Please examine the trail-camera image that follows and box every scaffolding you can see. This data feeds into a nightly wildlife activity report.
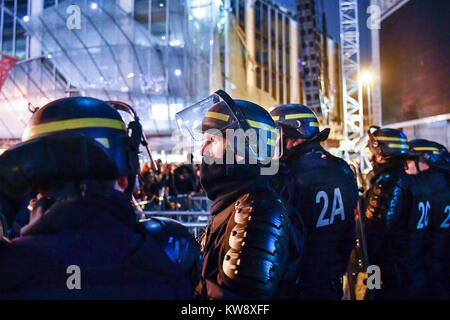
[338,0,367,171]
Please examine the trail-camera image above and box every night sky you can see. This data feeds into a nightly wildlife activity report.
[380,0,450,124]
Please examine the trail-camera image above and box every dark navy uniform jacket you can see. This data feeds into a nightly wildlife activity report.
[419,168,449,299]
[0,191,200,299]
[420,169,450,265]
[364,161,431,299]
[272,141,358,299]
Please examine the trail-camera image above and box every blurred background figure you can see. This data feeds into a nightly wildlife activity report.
[363,126,429,300]
[405,139,450,300]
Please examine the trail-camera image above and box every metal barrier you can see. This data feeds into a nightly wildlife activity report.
[187,196,211,212]
[136,195,210,212]
[138,211,211,239]
[136,195,212,238]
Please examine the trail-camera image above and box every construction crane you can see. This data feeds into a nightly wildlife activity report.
[338,0,368,172]
[294,0,410,175]
[338,0,408,174]
[295,0,367,170]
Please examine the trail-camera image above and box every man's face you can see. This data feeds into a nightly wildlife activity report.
[201,132,226,159]
[405,159,430,174]
[285,137,304,150]
[367,143,385,165]
[406,159,418,175]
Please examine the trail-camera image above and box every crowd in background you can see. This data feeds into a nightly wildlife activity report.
[133,155,205,211]
[0,154,206,240]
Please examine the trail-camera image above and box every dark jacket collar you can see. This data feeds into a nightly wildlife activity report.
[370,159,406,184]
[21,191,136,236]
[283,140,323,162]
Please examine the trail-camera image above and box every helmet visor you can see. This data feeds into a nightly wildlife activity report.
[176,92,282,163]
[272,126,284,160]
[175,93,240,141]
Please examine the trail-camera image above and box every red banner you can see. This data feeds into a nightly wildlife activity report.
[0,53,18,92]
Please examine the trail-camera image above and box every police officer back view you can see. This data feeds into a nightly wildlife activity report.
[364,126,429,300]
[176,90,304,299]
[0,97,201,299]
[405,139,450,300]
[270,104,358,300]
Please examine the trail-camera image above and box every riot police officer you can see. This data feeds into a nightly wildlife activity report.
[176,90,304,299]
[364,126,429,299]
[0,97,201,299]
[405,139,450,299]
[270,104,358,300]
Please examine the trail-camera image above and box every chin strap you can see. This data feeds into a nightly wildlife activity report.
[414,159,421,173]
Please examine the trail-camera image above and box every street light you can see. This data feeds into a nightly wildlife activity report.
[360,71,374,125]
[360,71,374,85]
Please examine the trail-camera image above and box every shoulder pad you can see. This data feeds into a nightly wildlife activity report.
[326,154,358,181]
[141,217,201,266]
[221,190,290,298]
[233,191,287,232]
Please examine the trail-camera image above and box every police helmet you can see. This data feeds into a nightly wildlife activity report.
[407,139,450,171]
[176,90,279,163]
[0,97,144,195]
[367,125,409,158]
[269,104,330,142]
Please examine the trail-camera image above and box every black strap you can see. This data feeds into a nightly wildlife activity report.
[214,90,249,131]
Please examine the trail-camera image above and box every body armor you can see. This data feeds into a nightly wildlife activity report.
[200,188,299,299]
[420,168,449,299]
[272,143,358,299]
[363,163,430,299]
[140,217,202,291]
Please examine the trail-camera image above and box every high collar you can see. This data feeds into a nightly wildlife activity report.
[200,159,270,216]
[282,140,323,162]
[21,191,137,236]
[371,159,406,181]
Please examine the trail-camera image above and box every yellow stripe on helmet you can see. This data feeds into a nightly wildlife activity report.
[309,122,319,127]
[205,111,230,122]
[388,143,409,149]
[246,119,277,133]
[22,117,126,141]
[285,113,316,120]
[374,136,408,142]
[272,116,280,121]
[413,147,439,154]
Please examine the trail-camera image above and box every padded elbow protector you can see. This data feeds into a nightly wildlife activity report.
[365,173,407,229]
[220,191,290,298]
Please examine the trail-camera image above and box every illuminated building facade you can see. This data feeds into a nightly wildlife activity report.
[0,0,343,152]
